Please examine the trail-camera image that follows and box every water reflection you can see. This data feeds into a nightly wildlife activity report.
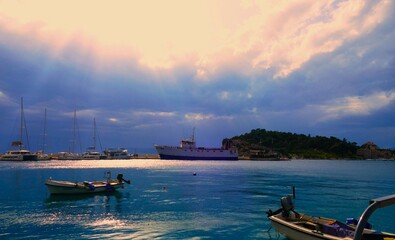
[44,191,128,220]
[1,160,394,239]
[45,191,124,203]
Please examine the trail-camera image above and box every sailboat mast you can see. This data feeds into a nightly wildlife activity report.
[93,118,96,151]
[72,110,76,153]
[20,97,23,150]
[42,108,47,153]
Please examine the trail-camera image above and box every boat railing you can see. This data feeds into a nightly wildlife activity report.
[353,194,395,240]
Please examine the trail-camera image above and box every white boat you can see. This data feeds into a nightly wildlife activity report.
[36,108,51,160]
[37,154,51,160]
[267,194,395,240]
[80,118,106,159]
[60,109,82,158]
[45,172,130,195]
[154,130,238,160]
[1,98,37,161]
[57,152,81,160]
[104,148,130,159]
[0,149,37,161]
[81,151,106,160]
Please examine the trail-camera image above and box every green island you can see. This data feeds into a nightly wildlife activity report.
[224,128,395,160]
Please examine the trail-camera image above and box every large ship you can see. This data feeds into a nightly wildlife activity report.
[154,131,238,160]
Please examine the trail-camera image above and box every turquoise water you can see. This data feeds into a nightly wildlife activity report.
[0,159,394,239]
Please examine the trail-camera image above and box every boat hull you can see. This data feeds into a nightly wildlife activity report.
[269,215,344,240]
[0,153,38,161]
[155,145,238,160]
[45,179,124,195]
[158,154,238,160]
[268,194,395,240]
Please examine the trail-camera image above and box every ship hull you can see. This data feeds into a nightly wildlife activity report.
[155,145,238,160]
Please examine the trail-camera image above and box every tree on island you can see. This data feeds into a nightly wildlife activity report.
[228,128,362,159]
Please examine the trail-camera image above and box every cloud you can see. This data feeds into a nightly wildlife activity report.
[0,1,395,151]
[134,111,176,118]
[1,1,390,80]
[315,91,395,121]
[109,118,119,123]
[184,113,234,122]
[0,91,14,106]
[218,91,230,101]
[247,1,390,78]
[63,109,100,119]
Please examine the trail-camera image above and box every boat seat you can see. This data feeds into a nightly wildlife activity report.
[303,221,319,231]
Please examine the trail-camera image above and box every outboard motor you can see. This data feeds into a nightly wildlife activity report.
[281,195,294,218]
[117,174,131,184]
[267,194,297,218]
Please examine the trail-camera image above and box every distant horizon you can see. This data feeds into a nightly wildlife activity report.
[1,116,393,154]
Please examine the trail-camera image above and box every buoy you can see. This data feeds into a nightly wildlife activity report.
[193,172,197,176]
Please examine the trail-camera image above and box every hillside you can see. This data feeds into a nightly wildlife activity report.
[226,128,360,159]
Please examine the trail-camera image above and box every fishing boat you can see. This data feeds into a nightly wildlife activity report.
[45,171,130,195]
[267,194,395,240]
[154,129,238,160]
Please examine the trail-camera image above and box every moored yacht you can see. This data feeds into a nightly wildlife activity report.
[81,151,106,160]
[104,148,130,159]
[0,149,37,161]
[57,152,81,160]
[81,118,106,159]
[1,98,37,161]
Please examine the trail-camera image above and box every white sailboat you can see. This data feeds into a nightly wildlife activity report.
[1,97,38,161]
[58,110,81,160]
[37,108,51,160]
[81,118,106,160]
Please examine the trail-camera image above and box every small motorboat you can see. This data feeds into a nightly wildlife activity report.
[267,194,395,240]
[45,171,130,195]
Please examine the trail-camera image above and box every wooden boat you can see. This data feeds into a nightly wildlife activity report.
[267,194,395,240]
[45,172,130,195]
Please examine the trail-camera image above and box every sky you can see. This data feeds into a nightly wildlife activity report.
[0,0,394,154]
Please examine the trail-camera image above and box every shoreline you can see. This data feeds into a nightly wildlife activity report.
[1,156,394,162]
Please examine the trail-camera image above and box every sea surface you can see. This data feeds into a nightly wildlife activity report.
[0,159,394,239]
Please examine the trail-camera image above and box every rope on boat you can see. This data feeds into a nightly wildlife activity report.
[265,226,281,240]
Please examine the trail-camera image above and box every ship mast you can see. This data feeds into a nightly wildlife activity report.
[192,127,195,143]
